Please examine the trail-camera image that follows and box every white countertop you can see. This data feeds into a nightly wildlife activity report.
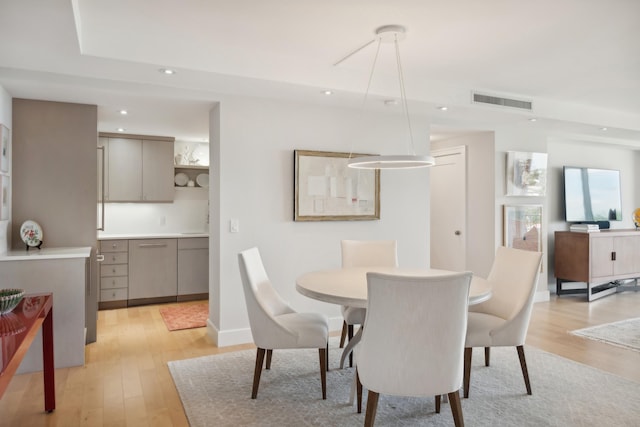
[98,232,209,240]
[0,246,92,261]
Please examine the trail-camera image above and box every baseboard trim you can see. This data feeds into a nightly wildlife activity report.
[535,289,550,303]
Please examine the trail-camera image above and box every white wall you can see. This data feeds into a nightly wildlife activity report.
[210,95,432,346]
[0,84,11,254]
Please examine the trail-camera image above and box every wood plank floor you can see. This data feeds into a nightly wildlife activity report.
[2,291,640,426]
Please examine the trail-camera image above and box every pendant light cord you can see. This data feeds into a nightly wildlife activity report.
[394,35,416,156]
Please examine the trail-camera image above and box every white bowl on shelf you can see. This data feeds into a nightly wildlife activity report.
[196,173,209,188]
[174,172,189,187]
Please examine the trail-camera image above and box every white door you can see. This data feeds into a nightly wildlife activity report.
[430,146,467,271]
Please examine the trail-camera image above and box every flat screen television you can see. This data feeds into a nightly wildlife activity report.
[563,166,622,222]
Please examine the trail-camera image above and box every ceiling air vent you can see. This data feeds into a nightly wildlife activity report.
[472,92,532,111]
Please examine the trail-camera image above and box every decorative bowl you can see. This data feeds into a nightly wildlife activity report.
[0,289,25,315]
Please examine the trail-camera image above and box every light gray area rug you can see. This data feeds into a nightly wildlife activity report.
[570,317,640,351]
[168,338,640,426]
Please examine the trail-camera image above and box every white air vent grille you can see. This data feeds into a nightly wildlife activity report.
[472,93,532,111]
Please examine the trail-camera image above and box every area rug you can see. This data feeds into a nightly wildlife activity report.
[159,303,208,331]
[570,317,640,351]
[168,338,640,426]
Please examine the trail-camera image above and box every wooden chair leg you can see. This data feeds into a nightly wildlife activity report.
[435,395,441,413]
[364,390,379,427]
[348,324,354,367]
[326,342,329,371]
[463,347,472,398]
[319,348,327,400]
[340,321,348,348]
[265,349,273,369]
[448,390,465,427]
[484,347,490,366]
[356,368,363,413]
[252,348,266,399]
[516,345,532,395]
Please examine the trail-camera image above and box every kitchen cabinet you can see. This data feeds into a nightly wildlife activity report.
[128,238,178,303]
[554,230,640,301]
[99,239,129,309]
[98,133,175,202]
[178,237,209,299]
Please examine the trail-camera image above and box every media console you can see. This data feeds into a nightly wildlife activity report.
[554,229,640,301]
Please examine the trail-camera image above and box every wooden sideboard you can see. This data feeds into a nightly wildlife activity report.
[554,229,640,301]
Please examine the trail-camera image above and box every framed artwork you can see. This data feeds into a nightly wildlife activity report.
[294,150,380,221]
[0,124,9,173]
[506,151,548,196]
[0,174,9,221]
[503,204,542,256]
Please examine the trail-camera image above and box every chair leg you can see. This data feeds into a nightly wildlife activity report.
[319,348,327,400]
[326,342,329,372]
[340,321,348,348]
[463,347,472,398]
[448,390,465,427]
[364,390,379,427]
[356,368,363,413]
[435,395,441,413]
[252,348,266,399]
[348,324,354,367]
[516,345,532,395]
[484,347,490,366]
[265,349,273,369]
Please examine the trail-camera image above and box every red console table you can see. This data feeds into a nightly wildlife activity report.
[0,293,55,412]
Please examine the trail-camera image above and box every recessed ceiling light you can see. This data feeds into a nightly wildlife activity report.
[437,106,448,111]
[528,118,537,122]
[159,68,176,75]
[119,109,128,115]
[322,90,333,95]
[600,127,608,131]
[384,99,398,106]
[117,128,126,132]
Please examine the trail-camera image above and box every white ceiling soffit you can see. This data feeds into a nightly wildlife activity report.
[0,0,639,142]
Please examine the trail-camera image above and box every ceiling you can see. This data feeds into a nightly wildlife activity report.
[0,0,639,145]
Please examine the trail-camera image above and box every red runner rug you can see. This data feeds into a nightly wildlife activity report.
[159,303,208,331]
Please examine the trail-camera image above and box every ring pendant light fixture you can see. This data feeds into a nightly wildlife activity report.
[337,25,435,170]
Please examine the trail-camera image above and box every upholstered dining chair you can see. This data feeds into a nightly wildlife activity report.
[339,240,398,365]
[463,246,542,398]
[238,247,329,399]
[356,271,472,427]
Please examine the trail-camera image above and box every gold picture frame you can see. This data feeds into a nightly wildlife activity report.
[294,150,380,221]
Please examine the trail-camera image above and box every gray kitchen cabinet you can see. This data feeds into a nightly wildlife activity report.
[128,239,178,303]
[178,237,209,299]
[98,133,174,202]
[99,239,129,309]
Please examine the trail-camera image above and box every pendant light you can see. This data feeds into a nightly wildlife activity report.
[336,25,435,170]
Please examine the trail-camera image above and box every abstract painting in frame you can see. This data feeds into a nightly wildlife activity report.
[294,150,380,221]
[503,204,543,269]
[506,151,548,196]
[0,124,9,173]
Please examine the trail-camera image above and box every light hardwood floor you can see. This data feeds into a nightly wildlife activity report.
[2,291,640,426]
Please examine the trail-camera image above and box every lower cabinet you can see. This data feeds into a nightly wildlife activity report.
[99,237,209,309]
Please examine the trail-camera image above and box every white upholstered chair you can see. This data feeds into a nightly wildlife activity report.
[463,246,542,398]
[339,240,398,365]
[356,272,472,427]
[238,247,329,399]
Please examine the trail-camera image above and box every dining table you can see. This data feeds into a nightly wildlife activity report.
[296,266,492,369]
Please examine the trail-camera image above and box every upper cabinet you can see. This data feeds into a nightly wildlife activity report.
[99,133,175,202]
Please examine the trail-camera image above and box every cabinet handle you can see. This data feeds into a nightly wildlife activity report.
[138,243,168,248]
[112,243,118,248]
[112,268,116,273]
[611,252,616,261]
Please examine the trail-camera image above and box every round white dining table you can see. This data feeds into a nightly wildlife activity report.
[296,266,492,369]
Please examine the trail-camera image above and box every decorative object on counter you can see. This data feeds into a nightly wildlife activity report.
[174,172,189,187]
[634,208,640,229]
[187,180,195,187]
[0,288,25,315]
[159,303,208,331]
[196,173,209,188]
[19,220,44,250]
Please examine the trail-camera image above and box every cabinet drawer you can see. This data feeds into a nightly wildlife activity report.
[100,288,128,302]
[178,237,209,250]
[101,264,128,277]
[100,276,128,290]
[101,240,128,253]
[101,252,128,265]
